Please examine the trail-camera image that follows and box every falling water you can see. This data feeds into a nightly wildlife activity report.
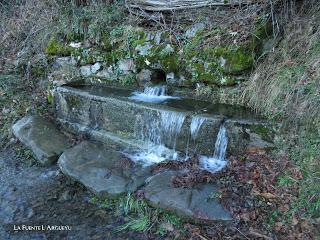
[128,110,186,165]
[129,85,179,103]
[184,116,206,158]
[212,125,228,161]
[144,86,167,96]
[190,116,206,140]
[160,111,185,151]
[199,124,228,173]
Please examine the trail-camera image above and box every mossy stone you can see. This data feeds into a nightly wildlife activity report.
[248,125,272,141]
[213,47,254,74]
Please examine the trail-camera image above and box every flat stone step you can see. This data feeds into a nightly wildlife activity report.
[12,115,71,165]
[144,170,232,223]
[58,141,152,197]
[54,85,274,156]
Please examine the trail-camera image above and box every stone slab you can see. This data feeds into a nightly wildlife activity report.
[144,170,232,223]
[12,116,71,165]
[58,141,151,197]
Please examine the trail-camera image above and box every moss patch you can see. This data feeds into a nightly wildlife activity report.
[213,46,254,74]
[45,37,73,56]
[249,124,273,141]
[31,66,47,78]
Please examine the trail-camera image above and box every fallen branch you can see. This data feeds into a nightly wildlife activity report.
[126,0,257,11]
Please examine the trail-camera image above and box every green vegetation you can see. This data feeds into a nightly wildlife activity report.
[119,73,136,86]
[252,14,273,53]
[214,46,254,73]
[90,194,182,236]
[244,5,320,232]
[287,132,320,218]
[45,37,73,56]
[249,124,272,141]
[0,73,49,164]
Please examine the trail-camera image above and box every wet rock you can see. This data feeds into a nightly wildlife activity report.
[58,141,152,198]
[185,23,206,38]
[136,69,152,86]
[12,116,71,165]
[144,171,232,223]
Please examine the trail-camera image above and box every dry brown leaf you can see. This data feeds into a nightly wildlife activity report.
[252,190,278,200]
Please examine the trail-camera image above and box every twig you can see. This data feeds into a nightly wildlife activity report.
[234,227,250,240]
[195,233,209,240]
[249,229,273,240]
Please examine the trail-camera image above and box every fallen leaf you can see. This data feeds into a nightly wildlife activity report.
[252,190,278,200]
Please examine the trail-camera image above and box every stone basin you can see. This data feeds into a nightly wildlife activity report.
[53,85,274,156]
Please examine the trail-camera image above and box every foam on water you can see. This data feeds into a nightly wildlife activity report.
[126,145,177,166]
[199,156,227,173]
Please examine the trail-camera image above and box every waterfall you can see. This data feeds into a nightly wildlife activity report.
[160,111,185,151]
[129,85,179,103]
[129,110,186,165]
[184,116,206,158]
[199,124,228,173]
[144,86,167,96]
[190,116,206,140]
[212,125,228,160]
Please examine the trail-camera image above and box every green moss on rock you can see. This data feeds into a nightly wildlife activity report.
[213,46,254,74]
[31,66,47,78]
[252,16,273,53]
[159,55,179,73]
[249,124,272,141]
[45,37,73,56]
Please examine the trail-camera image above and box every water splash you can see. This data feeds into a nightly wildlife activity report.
[129,110,186,165]
[199,124,228,173]
[129,85,179,103]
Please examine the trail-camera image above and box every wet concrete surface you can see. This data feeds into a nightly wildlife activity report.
[0,148,151,240]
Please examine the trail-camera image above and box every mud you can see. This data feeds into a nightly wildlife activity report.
[0,147,152,240]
